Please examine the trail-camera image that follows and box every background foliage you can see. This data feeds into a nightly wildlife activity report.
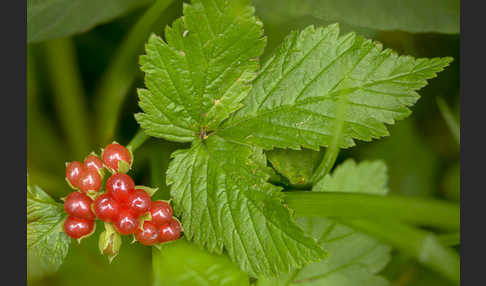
[27,0,460,285]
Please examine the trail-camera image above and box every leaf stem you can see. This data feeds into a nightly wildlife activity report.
[284,192,459,230]
[95,0,175,144]
[341,219,460,285]
[436,96,460,146]
[127,130,150,152]
[44,38,90,159]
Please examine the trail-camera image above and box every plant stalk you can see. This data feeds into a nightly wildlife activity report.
[95,0,175,144]
[284,192,459,230]
[44,38,90,159]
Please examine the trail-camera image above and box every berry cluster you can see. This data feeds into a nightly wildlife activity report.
[62,142,182,248]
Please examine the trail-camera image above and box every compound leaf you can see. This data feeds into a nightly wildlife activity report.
[135,0,266,142]
[166,135,326,277]
[27,183,71,280]
[219,24,452,150]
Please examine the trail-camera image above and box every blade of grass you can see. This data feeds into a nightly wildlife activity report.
[284,192,460,230]
[436,96,460,146]
[342,219,460,285]
[95,0,175,145]
[44,38,90,159]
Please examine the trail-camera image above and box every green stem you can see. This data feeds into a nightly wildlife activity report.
[28,46,68,172]
[44,38,90,159]
[95,0,175,144]
[437,232,460,246]
[127,130,151,152]
[342,219,460,285]
[284,192,459,230]
[436,96,460,146]
[311,90,347,183]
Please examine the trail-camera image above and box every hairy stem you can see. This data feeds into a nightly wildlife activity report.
[44,38,90,159]
[341,219,460,285]
[127,130,150,152]
[311,90,347,183]
[284,192,459,230]
[436,96,460,146]
[95,0,175,144]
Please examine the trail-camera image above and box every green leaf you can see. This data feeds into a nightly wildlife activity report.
[153,239,249,286]
[166,135,326,277]
[266,148,323,186]
[219,24,452,150]
[313,159,388,194]
[27,0,153,43]
[252,0,460,34]
[259,159,391,285]
[135,0,266,141]
[27,183,71,280]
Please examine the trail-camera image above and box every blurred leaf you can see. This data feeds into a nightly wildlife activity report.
[258,218,391,286]
[27,182,71,281]
[314,159,388,194]
[153,239,249,286]
[28,0,153,43]
[266,148,323,186]
[259,160,391,285]
[42,232,152,286]
[252,0,459,34]
[352,119,440,197]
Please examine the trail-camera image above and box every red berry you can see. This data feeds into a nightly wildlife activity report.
[150,201,173,226]
[127,189,151,216]
[113,209,139,235]
[135,221,160,246]
[159,219,182,242]
[102,143,131,172]
[106,173,135,202]
[63,216,95,239]
[64,192,95,220]
[93,194,120,222]
[66,161,85,188]
[84,154,104,173]
[78,169,102,193]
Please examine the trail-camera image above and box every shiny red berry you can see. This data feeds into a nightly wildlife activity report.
[150,201,173,226]
[106,173,135,202]
[66,161,85,188]
[102,143,131,172]
[159,219,182,242]
[84,154,104,173]
[93,194,120,222]
[63,216,95,239]
[78,169,102,193]
[113,209,139,235]
[127,189,151,216]
[64,192,95,220]
[135,221,160,246]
